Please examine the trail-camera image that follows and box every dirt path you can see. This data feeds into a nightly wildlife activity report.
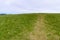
[29,15,47,40]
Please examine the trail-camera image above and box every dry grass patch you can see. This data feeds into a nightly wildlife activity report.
[29,15,47,40]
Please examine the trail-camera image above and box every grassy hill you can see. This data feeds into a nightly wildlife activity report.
[0,13,60,40]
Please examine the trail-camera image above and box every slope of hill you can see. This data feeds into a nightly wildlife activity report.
[0,13,60,40]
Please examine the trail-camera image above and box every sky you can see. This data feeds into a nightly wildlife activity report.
[0,0,60,14]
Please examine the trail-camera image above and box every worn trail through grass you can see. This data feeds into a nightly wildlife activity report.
[29,15,47,40]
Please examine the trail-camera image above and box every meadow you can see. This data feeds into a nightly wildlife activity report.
[0,13,60,40]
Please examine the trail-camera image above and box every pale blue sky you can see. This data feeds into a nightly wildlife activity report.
[0,0,60,14]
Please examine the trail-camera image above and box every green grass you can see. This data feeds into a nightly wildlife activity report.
[0,13,60,40]
[45,14,60,35]
[0,14,38,40]
[45,14,60,40]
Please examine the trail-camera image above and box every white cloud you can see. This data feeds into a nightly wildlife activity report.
[4,0,15,5]
[0,0,60,14]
